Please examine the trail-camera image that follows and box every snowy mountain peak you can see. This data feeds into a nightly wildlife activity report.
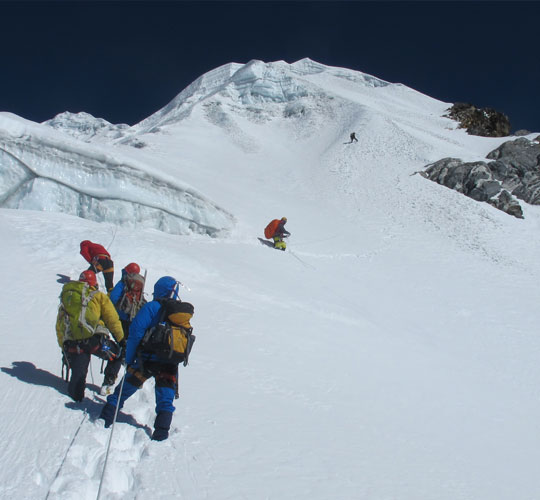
[133,59,394,132]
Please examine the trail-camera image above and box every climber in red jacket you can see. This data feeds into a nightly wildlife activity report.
[80,240,115,292]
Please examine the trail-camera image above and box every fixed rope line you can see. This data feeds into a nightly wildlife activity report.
[105,225,118,252]
[96,367,127,500]
[288,248,316,270]
[44,410,88,500]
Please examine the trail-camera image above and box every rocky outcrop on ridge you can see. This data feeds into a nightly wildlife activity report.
[423,137,540,218]
[445,102,511,137]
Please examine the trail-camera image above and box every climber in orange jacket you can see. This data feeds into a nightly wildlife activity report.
[264,217,290,250]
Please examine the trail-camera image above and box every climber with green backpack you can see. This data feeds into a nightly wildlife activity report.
[56,270,125,402]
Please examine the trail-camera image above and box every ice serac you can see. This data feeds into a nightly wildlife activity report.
[0,114,234,236]
[43,111,131,143]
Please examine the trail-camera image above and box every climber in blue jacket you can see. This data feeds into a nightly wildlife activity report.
[99,276,180,441]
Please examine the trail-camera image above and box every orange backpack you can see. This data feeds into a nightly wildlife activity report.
[264,219,281,239]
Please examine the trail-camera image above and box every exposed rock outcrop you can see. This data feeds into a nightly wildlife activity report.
[423,137,540,218]
[445,102,511,137]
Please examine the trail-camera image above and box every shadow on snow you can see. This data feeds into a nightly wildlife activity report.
[1,361,152,436]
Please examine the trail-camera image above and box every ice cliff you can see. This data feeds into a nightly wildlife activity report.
[0,113,234,236]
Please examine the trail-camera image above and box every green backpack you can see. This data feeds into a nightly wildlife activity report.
[58,281,99,341]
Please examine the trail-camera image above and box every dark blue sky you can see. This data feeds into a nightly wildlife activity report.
[2,1,539,132]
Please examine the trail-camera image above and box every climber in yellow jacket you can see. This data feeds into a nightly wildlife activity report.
[56,270,125,402]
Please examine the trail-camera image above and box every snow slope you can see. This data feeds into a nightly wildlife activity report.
[1,59,540,500]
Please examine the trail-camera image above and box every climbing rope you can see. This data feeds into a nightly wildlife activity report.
[287,248,316,270]
[45,410,88,500]
[105,225,118,252]
[96,368,126,500]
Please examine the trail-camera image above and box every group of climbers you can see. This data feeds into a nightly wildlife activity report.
[52,128,360,446]
[56,240,193,441]
[57,217,291,441]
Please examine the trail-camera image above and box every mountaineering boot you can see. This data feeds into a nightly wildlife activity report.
[100,384,114,396]
[273,238,286,251]
[151,411,173,441]
[100,373,116,396]
[99,403,116,428]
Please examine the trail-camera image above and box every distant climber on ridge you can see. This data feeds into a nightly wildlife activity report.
[264,217,291,250]
[349,132,358,143]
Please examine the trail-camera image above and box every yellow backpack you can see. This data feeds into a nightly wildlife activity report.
[141,299,195,366]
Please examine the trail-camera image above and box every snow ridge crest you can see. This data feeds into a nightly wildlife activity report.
[133,59,392,131]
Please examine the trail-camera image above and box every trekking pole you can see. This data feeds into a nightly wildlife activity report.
[132,269,148,321]
[96,365,126,500]
[177,280,191,292]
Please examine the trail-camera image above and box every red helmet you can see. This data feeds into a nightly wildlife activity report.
[79,270,97,287]
[80,240,91,249]
[124,262,140,274]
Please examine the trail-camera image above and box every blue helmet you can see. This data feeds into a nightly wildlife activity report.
[153,276,178,299]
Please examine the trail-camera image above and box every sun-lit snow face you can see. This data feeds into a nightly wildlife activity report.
[1,58,540,500]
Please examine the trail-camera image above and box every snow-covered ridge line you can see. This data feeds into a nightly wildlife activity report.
[133,62,245,132]
[290,58,391,88]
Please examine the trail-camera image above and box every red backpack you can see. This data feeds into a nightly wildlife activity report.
[264,219,281,239]
[117,272,146,320]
